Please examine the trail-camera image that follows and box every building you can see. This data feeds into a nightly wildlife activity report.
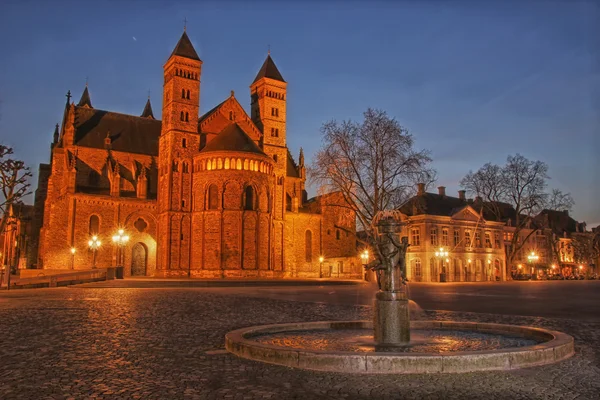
[397,184,506,282]
[0,203,34,272]
[34,30,359,279]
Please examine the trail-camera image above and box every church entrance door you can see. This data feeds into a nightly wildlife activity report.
[131,243,147,276]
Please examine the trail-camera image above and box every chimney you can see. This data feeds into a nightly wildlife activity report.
[458,190,466,201]
[417,183,425,196]
[437,186,446,197]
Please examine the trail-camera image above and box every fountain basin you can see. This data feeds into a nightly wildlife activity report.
[225,321,574,374]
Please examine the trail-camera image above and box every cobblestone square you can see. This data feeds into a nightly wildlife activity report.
[0,284,599,399]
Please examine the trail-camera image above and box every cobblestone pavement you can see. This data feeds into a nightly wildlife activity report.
[0,288,599,399]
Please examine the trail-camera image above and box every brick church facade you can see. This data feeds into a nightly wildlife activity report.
[34,30,359,279]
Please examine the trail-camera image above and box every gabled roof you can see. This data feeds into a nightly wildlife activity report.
[538,209,579,235]
[200,123,264,155]
[141,98,154,119]
[399,193,469,217]
[77,86,92,108]
[73,106,161,156]
[286,149,299,178]
[252,54,285,84]
[170,31,200,61]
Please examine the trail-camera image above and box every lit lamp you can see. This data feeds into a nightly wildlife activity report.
[70,247,76,270]
[434,247,450,282]
[112,229,130,267]
[360,250,369,281]
[527,251,539,279]
[88,236,101,268]
[319,256,324,278]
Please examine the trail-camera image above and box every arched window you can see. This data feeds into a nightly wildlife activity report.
[244,186,255,210]
[336,230,341,240]
[182,138,187,148]
[305,230,313,262]
[172,161,178,172]
[182,89,186,98]
[207,184,218,210]
[185,112,189,122]
[273,155,278,162]
[187,90,190,99]
[89,215,99,235]
[285,193,292,211]
[180,111,184,121]
[413,259,422,282]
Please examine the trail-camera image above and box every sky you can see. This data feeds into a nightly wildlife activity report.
[0,0,598,226]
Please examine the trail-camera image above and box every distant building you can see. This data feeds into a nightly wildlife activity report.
[32,30,358,278]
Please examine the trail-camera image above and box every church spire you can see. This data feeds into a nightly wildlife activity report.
[141,97,155,119]
[170,30,200,61]
[252,54,285,84]
[77,85,92,108]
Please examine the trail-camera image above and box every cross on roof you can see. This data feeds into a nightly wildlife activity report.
[183,17,187,32]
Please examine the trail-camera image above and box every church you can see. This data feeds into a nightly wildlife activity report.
[33,30,359,279]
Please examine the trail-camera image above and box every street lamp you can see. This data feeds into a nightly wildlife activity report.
[88,236,101,268]
[527,251,539,279]
[112,229,129,266]
[319,256,324,278]
[70,247,76,270]
[434,247,449,282]
[361,250,369,281]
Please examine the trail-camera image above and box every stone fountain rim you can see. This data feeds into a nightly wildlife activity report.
[225,320,574,374]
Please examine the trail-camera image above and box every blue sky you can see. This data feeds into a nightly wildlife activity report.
[0,1,598,225]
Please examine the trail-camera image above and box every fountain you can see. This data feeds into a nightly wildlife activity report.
[225,216,575,373]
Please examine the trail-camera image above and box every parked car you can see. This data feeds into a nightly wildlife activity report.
[513,274,531,281]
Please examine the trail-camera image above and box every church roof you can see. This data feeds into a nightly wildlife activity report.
[200,123,264,155]
[73,106,161,156]
[253,55,285,84]
[141,98,155,119]
[77,86,92,108]
[170,31,200,61]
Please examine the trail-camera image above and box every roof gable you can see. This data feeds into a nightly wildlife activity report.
[199,95,261,140]
[451,205,483,222]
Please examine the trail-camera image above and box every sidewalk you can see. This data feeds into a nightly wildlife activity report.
[72,277,365,288]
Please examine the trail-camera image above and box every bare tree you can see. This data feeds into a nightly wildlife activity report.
[309,108,435,253]
[460,154,573,268]
[0,145,32,286]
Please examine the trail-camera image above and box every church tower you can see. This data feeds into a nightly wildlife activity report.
[250,54,288,219]
[157,29,202,275]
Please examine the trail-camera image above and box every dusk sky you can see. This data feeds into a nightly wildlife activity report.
[0,1,598,225]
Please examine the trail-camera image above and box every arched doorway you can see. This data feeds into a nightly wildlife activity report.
[131,242,147,276]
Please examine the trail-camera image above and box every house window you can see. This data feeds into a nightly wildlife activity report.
[89,215,99,235]
[475,232,482,247]
[494,233,501,249]
[411,228,420,246]
[244,186,256,210]
[454,230,460,246]
[430,227,438,246]
[442,228,449,246]
[465,230,472,247]
[485,232,492,248]
[207,184,218,210]
[305,230,312,262]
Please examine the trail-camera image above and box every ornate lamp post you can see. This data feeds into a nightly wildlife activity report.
[112,229,129,266]
[434,247,449,282]
[319,256,324,278]
[70,247,76,269]
[88,236,101,268]
[527,251,539,279]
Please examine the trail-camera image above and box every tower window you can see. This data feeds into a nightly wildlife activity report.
[172,161,179,172]
[187,90,190,99]
[182,89,185,99]
[271,108,279,117]
[185,112,189,122]
[182,138,187,148]
[180,111,184,121]
[273,155,278,162]
[270,128,279,137]
[182,162,189,173]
